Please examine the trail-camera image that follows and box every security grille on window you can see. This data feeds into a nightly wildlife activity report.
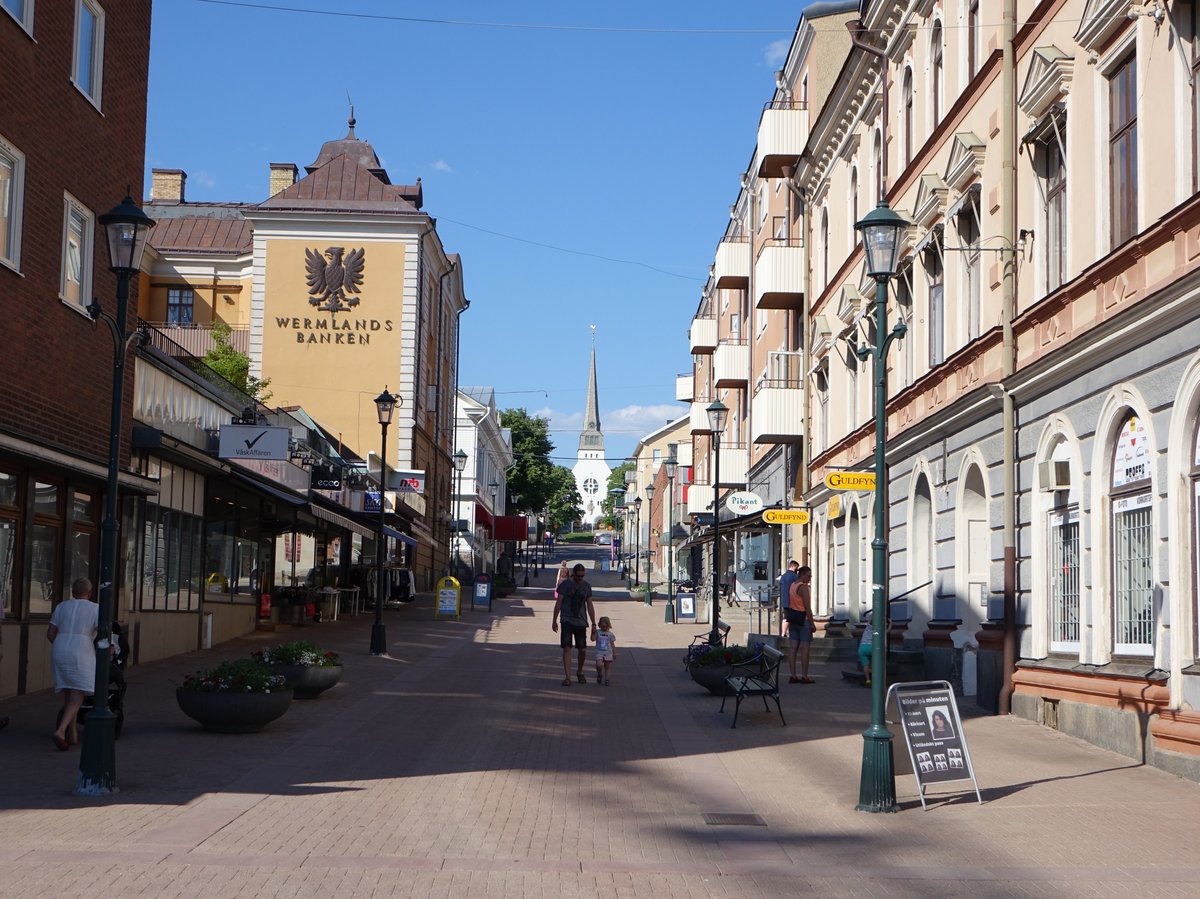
[1111,414,1153,656]
[1049,508,1081,651]
[167,287,195,325]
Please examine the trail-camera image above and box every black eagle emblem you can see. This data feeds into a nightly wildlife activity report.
[305,246,365,314]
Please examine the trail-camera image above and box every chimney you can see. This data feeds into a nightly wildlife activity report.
[269,163,298,197]
[150,168,186,204]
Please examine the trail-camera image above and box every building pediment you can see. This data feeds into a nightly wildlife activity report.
[836,284,865,327]
[1074,0,1131,53]
[943,132,986,192]
[811,313,835,359]
[913,174,949,229]
[1018,46,1074,120]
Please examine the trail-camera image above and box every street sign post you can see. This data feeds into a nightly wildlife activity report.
[887,680,982,809]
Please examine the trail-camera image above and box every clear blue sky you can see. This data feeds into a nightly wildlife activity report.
[146,1,812,464]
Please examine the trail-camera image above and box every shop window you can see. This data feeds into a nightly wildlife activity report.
[0,517,14,617]
[1049,508,1081,651]
[1111,413,1153,655]
[29,523,59,616]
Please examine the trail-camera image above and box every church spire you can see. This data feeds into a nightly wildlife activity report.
[579,326,604,453]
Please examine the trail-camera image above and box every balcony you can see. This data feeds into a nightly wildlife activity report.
[147,321,249,355]
[754,240,806,309]
[714,338,749,387]
[689,317,717,354]
[756,99,809,178]
[675,441,693,467]
[713,235,750,287]
[716,443,748,486]
[686,482,714,516]
[675,372,694,403]
[690,401,712,434]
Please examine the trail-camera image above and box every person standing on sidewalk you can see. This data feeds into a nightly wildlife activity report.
[786,566,815,684]
[778,560,799,637]
[552,563,597,686]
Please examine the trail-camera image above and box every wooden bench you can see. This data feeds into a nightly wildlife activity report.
[684,619,731,668]
[719,645,786,728]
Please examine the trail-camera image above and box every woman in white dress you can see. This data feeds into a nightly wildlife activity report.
[48,577,98,750]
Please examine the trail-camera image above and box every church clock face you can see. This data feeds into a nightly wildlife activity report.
[582,477,600,496]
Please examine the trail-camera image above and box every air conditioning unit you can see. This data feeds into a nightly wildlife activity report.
[1038,460,1071,491]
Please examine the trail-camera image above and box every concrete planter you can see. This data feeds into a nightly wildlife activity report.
[267,664,343,700]
[176,687,294,733]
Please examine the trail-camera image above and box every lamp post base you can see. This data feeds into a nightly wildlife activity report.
[855,725,898,813]
[75,709,119,796]
[664,599,675,623]
[644,588,653,607]
[369,623,387,656]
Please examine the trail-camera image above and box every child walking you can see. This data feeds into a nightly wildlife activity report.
[594,616,616,686]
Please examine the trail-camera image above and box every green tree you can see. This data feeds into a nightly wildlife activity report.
[597,462,634,528]
[203,322,272,403]
[499,408,557,513]
[545,465,583,531]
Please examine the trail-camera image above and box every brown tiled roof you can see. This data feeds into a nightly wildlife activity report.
[150,216,252,254]
[256,152,422,214]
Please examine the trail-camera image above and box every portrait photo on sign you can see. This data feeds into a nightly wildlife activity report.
[680,595,694,615]
[948,748,964,769]
[916,751,933,773]
[934,754,949,771]
[927,705,955,739]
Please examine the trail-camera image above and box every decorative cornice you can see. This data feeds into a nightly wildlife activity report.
[943,132,986,192]
[913,173,949,229]
[1074,0,1130,54]
[1018,45,1074,120]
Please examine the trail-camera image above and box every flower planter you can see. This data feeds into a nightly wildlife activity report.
[176,687,294,733]
[267,664,343,700]
[688,664,735,696]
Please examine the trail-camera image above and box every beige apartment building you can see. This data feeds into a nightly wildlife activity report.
[680,0,1200,780]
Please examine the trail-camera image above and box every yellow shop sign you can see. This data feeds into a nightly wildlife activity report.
[762,508,811,525]
[824,471,876,491]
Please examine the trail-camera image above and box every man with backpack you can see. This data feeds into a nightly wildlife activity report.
[552,563,597,686]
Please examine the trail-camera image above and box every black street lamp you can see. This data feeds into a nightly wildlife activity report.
[451,449,467,576]
[633,496,642,588]
[77,196,155,795]
[488,481,500,577]
[706,400,729,645]
[853,199,909,814]
[664,453,678,623]
[643,483,656,606]
[371,388,398,656]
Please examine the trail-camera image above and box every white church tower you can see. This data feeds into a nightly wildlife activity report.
[572,327,611,528]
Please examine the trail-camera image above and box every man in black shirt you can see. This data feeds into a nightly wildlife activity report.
[552,563,597,686]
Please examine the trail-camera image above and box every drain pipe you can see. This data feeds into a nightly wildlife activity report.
[998,0,1018,715]
[783,165,810,570]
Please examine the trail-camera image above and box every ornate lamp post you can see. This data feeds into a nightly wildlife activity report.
[452,449,467,576]
[371,388,399,656]
[643,483,656,605]
[77,196,155,795]
[664,453,678,623]
[853,199,909,814]
[488,481,500,578]
[633,496,642,588]
[706,400,729,644]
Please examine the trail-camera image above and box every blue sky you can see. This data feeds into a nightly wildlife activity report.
[146,1,809,464]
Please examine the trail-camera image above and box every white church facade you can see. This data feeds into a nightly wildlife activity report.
[572,339,610,528]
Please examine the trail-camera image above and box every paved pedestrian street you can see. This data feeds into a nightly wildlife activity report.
[2,555,1199,898]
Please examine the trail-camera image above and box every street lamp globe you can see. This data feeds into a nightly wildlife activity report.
[645,483,655,502]
[634,496,642,511]
[374,388,398,425]
[452,449,468,472]
[98,195,155,273]
[855,200,908,279]
[664,455,678,481]
[706,400,729,435]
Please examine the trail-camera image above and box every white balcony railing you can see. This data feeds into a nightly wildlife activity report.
[675,373,694,403]
[689,317,718,354]
[686,482,714,516]
[717,444,749,486]
[755,99,809,178]
[713,236,750,287]
[751,387,804,444]
[690,401,712,433]
[714,339,749,386]
[754,241,806,309]
[675,441,693,467]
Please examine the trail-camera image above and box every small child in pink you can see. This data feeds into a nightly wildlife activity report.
[594,616,616,686]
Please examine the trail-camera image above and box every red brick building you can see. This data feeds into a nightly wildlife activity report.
[0,1,153,696]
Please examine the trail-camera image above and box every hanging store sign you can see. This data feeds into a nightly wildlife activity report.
[724,491,764,515]
[827,495,843,519]
[218,425,291,461]
[825,471,876,491]
[762,508,810,525]
[310,464,343,491]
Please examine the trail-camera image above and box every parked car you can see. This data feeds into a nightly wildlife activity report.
[594,532,612,545]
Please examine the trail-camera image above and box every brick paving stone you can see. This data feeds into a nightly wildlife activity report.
[2,549,1199,897]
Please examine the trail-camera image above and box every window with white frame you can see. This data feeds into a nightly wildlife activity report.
[1049,507,1081,652]
[1109,52,1137,248]
[1190,3,1200,191]
[73,0,105,107]
[967,0,980,79]
[956,189,982,341]
[60,194,94,310]
[1033,115,1068,292]
[2,0,34,33]
[1192,417,1200,658]
[813,364,829,453]
[931,21,945,126]
[167,287,194,325]
[0,134,25,271]
[729,313,740,337]
[895,261,914,388]
[1111,413,1153,656]
[902,68,914,168]
[820,207,830,289]
[872,130,882,202]
[924,230,945,366]
[849,167,859,247]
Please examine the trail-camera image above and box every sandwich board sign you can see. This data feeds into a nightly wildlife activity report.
[887,680,981,809]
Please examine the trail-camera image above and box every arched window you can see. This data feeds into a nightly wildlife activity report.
[820,206,830,289]
[931,22,944,126]
[848,506,863,616]
[912,472,935,627]
[849,167,859,246]
[1110,413,1153,656]
[1045,441,1080,653]
[872,129,883,201]
[903,67,914,167]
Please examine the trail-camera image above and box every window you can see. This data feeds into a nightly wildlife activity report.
[73,0,105,107]
[924,231,945,366]
[29,481,62,615]
[1111,414,1153,656]
[813,365,830,452]
[1039,127,1067,291]
[1049,508,1081,651]
[729,313,740,337]
[1191,418,1200,658]
[60,194,93,310]
[1109,53,1137,247]
[903,68,914,168]
[167,287,194,324]
[895,262,914,388]
[2,0,34,33]
[957,190,982,340]
[931,22,945,126]
[849,168,859,247]
[0,470,16,618]
[1191,3,1200,191]
[820,207,830,289]
[0,134,24,271]
[872,130,883,202]
[967,0,980,79]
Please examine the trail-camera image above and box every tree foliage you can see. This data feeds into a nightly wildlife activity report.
[597,462,634,529]
[203,322,272,403]
[498,409,582,528]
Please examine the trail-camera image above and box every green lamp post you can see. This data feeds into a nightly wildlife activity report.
[664,453,678,623]
[643,482,656,605]
[706,400,729,643]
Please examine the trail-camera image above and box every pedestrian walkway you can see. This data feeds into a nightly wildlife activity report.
[1,551,1198,897]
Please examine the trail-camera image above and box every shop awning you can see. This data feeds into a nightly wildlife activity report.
[383,525,418,547]
[231,472,307,506]
[310,502,376,539]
